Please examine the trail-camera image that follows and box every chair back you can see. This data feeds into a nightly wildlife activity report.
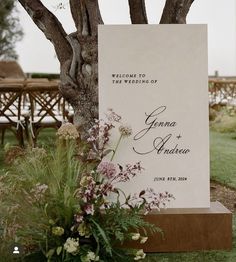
[26,83,66,125]
[0,83,24,126]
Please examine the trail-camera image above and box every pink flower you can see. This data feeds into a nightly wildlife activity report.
[87,119,114,158]
[97,161,116,179]
[105,108,121,123]
[115,162,143,183]
[99,182,113,196]
[84,204,94,215]
[74,214,84,223]
[125,188,174,214]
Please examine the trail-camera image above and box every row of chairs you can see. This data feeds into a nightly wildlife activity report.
[0,79,73,146]
[209,78,236,107]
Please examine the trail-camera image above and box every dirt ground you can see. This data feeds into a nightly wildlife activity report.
[210,181,236,212]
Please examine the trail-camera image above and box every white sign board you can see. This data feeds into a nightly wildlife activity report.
[98,25,210,208]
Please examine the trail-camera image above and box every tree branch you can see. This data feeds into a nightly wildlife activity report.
[84,0,103,36]
[160,0,194,24]
[66,32,81,81]
[128,0,148,24]
[18,0,72,64]
[70,0,103,36]
[69,0,83,33]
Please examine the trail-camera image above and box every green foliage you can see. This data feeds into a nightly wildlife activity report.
[31,72,60,80]
[0,121,164,261]
[0,0,23,60]
[1,126,235,261]
[0,140,82,258]
[101,202,161,243]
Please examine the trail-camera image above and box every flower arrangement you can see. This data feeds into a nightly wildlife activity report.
[0,110,173,261]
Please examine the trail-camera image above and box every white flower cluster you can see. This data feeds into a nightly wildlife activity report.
[134,249,146,260]
[56,123,79,140]
[131,233,148,244]
[64,237,80,255]
[119,124,132,137]
[84,251,99,261]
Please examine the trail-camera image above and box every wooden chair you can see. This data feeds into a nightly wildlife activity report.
[209,79,236,107]
[25,82,67,145]
[0,83,25,145]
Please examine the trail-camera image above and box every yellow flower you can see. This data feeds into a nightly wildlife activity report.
[49,219,55,225]
[52,226,64,236]
[80,176,88,187]
[78,222,91,238]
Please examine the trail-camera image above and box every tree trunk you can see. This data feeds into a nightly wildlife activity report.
[18,0,194,138]
[59,34,99,136]
[160,0,195,24]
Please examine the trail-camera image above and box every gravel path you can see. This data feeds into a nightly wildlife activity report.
[210,181,236,212]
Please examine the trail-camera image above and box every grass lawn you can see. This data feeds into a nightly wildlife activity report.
[0,128,236,261]
[1,129,236,188]
[210,131,236,189]
[0,128,56,168]
[145,130,236,261]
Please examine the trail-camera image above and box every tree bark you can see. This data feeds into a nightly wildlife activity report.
[128,0,148,24]
[18,0,72,64]
[59,0,103,136]
[19,0,103,138]
[160,0,195,24]
[18,0,194,138]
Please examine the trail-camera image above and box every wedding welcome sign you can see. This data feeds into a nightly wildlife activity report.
[98,25,210,208]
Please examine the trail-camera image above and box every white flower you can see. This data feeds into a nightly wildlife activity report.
[86,251,99,261]
[134,249,146,260]
[131,233,140,241]
[57,123,79,140]
[119,124,132,137]
[140,236,148,244]
[105,108,121,122]
[87,251,96,260]
[64,237,79,255]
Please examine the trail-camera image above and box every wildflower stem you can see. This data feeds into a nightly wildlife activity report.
[116,187,128,203]
[110,135,123,161]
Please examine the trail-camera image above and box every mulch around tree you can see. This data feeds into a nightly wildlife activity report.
[210,181,236,213]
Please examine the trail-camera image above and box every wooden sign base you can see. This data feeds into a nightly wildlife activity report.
[125,202,232,252]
